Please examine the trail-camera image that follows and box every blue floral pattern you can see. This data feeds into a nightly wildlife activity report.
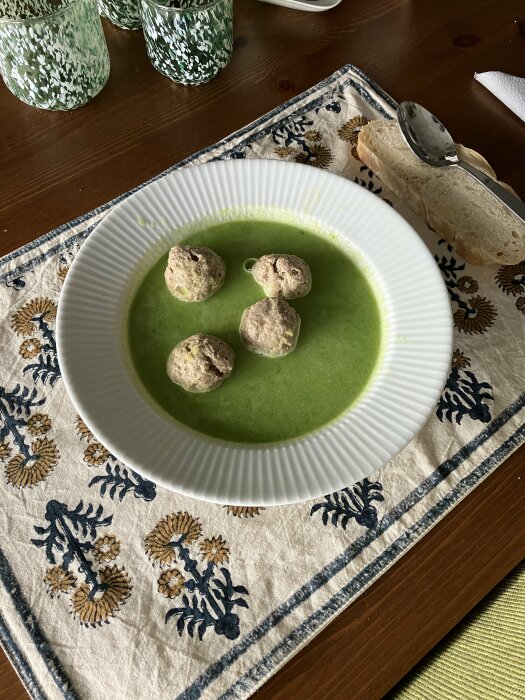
[89,463,157,502]
[145,512,249,640]
[354,164,383,195]
[11,297,61,386]
[32,500,131,626]
[0,383,58,488]
[435,242,497,334]
[75,415,157,502]
[6,276,26,291]
[310,478,384,530]
[273,114,334,168]
[437,350,493,424]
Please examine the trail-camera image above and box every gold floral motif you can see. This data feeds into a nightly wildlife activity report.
[92,535,121,563]
[199,536,230,565]
[157,569,185,598]
[11,298,57,336]
[225,506,265,518]
[58,265,69,282]
[517,297,525,314]
[274,146,296,158]
[0,441,11,462]
[453,296,497,334]
[84,442,109,467]
[71,566,131,626]
[456,276,479,294]
[75,415,94,442]
[26,413,52,436]
[451,350,471,370]
[5,437,59,488]
[303,129,322,142]
[145,512,203,566]
[295,144,334,169]
[44,566,77,597]
[495,262,525,297]
[19,338,42,359]
[337,115,369,145]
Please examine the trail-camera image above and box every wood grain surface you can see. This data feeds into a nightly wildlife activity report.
[1,0,524,698]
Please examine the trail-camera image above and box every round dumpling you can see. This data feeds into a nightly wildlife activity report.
[165,245,225,302]
[167,333,234,392]
[240,298,300,358]
[252,254,311,299]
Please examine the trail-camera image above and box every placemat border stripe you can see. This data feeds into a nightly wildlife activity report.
[0,610,49,700]
[0,548,79,700]
[221,422,525,698]
[178,392,525,698]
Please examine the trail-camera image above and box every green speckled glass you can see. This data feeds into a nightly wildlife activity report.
[0,0,110,110]
[98,0,141,29]
[140,0,233,86]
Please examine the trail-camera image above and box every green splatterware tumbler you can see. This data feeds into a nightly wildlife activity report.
[140,0,233,86]
[97,0,141,29]
[0,0,110,110]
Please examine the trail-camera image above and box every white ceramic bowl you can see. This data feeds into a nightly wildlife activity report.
[57,159,453,506]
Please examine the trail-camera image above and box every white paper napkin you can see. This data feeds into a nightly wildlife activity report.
[475,71,525,123]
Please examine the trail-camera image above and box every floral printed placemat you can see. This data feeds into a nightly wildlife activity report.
[1,65,524,700]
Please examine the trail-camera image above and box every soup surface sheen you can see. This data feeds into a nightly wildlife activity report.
[128,219,383,443]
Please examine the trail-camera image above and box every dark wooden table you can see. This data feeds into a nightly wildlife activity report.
[1,1,524,698]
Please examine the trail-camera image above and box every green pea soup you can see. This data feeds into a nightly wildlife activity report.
[128,219,383,444]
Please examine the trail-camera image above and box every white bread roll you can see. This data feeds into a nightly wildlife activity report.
[356,119,525,265]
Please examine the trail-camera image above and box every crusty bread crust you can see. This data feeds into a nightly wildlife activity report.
[356,120,524,265]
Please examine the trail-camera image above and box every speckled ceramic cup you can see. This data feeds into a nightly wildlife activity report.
[98,0,141,29]
[140,0,233,86]
[0,0,110,110]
